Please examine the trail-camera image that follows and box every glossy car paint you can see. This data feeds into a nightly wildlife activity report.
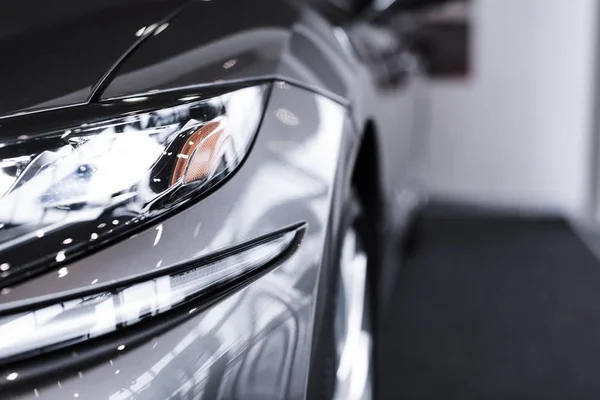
[0,0,428,398]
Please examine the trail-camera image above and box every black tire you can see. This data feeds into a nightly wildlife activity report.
[318,189,374,400]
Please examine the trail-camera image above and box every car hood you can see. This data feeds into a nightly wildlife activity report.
[99,0,354,103]
[0,0,354,120]
[0,0,185,118]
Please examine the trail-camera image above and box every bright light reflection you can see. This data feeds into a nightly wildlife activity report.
[154,225,163,246]
[222,59,237,69]
[179,95,200,102]
[154,23,169,35]
[275,108,300,126]
[135,26,147,37]
[122,96,149,103]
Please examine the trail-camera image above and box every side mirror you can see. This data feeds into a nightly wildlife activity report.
[376,0,471,78]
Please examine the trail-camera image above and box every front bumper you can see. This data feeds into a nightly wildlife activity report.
[0,83,354,400]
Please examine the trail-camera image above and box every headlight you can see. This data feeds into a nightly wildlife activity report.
[0,84,268,285]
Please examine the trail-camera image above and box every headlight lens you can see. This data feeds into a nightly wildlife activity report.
[0,84,268,284]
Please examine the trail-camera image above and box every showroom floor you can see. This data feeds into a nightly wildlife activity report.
[377,203,600,399]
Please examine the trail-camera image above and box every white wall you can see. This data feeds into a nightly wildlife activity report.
[421,0,598,216]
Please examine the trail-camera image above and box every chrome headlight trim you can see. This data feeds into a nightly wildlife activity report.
[0,84,269,287]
